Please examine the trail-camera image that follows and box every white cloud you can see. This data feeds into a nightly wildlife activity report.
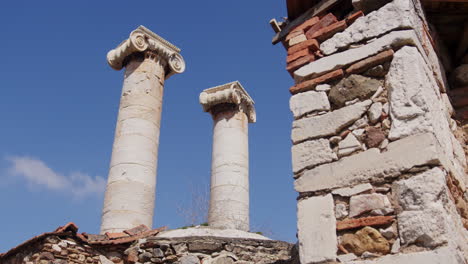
[6,156,105,199]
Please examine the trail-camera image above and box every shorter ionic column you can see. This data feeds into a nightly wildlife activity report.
[199,81,256,231]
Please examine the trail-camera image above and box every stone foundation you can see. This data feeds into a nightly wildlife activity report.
[0,224,298,264]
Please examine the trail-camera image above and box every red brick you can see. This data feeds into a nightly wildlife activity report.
[287,39,320,55]
[286,48,313,64]
[294,16,320,32]
[105,232,129,239]
[346,49,395,75]
[308,20,347,42]
[336,216,395,231]
[286,54,315,75]
[124,224,150,236]
[290,69,344,94]
[346,11,364,25]
[285,29,304,41]
[305,13,338,39]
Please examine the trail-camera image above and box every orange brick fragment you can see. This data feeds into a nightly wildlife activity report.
[346,11,364,25]
[305,13,337,39]
[286,54,315,75]
[288,39,320,55]
[336,216,395,231]
[289,69,344,94]
[346,49,394,75]
[105,232,129,239]
[286,48,313,64]
[308,20,347,42]
[294,16,320,32]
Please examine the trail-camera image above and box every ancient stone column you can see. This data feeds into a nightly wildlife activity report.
[101,26,185,234]
[199,81,256,231]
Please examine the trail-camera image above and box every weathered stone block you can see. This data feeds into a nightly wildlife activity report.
[294,133,443,193]
[294,30,422,82]
[292,139,337,173]
[398,206,449,247]
[322,0,415,55]
[347,246,464,264]
[338,133,363,157]
[329,75,381,107]
[292,100,371,143]
[341,227,390,256]
[393,168,448,211]
[297,194,337,263]
[332,183,373,197]
[289,91,330,118]
[349,193,392,218]
[386,47,457,178]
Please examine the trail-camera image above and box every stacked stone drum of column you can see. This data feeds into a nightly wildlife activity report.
[272,0,468,263]
[101,26,185,234]
[200,81,256,231]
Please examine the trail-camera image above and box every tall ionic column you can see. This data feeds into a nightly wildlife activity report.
[101,26,185,234]
[199,81,256,231]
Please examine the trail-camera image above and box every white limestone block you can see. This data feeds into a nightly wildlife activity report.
[387,47,457,174]
[390,238,400,254]
[289,91,330,118]
[335,203,348,219]
[349,193,392,217]
[332,183,373,197]
[321,0,416,55]
[316,84,331,92]
[398,206,449,247]
[292,139,337,173]
[347,246,464,264]
[338,253,357,262]
[292,100,371,143]
[393,167,448,211]
[338,133,363,157]
[294,133,444,193]
[297,194,337,264]
[368,102,383,124]
[294,30,422,82]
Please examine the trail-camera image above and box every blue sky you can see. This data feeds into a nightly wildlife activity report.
[0,1,296,251]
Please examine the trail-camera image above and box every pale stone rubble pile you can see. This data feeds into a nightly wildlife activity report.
[278,0,468,263]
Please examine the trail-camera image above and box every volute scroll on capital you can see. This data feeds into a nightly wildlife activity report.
[107,25,185,78]
[199,81,256,123]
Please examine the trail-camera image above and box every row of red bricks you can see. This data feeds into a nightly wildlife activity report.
[284,11,364,77]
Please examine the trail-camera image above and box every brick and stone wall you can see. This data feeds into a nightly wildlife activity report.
[0,224,298,264]
[278,0,468,263]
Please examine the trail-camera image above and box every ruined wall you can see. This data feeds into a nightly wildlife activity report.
[281,0,468,263]
[1,234,298,264]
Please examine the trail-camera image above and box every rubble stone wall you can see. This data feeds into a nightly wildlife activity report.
[282,0,468,263]
[1,235,298,264]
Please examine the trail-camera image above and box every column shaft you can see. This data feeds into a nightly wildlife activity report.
[208,108,250,231]
[101,55,165,233]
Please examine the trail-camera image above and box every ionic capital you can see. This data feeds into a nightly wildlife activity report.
[199,81,256,123]
[107,25,185,79]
